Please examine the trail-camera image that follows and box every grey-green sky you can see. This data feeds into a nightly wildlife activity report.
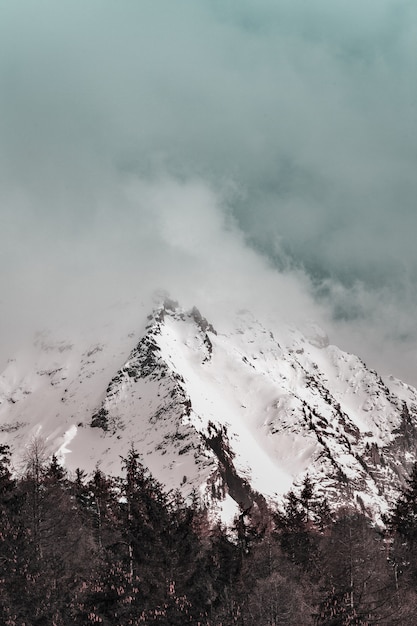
[1,0,417,381]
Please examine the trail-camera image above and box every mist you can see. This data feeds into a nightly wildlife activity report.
[1,0,417,383]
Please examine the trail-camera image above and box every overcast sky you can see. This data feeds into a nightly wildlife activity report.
[1,0,417,382]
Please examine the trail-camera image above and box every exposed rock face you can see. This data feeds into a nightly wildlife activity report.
[2,298,417,520]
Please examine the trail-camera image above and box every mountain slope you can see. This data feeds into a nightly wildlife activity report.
[1,298,417,520]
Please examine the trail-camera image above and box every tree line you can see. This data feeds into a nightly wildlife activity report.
[1,440,417,625]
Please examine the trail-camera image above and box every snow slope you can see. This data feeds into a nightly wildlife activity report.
[1,298,417,519]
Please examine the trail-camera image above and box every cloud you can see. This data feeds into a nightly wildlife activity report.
[1,0,417,382]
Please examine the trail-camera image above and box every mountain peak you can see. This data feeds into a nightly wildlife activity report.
[1,298,417,522]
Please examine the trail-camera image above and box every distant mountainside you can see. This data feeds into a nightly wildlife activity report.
[2,298,417,522]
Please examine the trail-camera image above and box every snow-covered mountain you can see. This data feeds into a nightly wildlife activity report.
[1,298,417,521]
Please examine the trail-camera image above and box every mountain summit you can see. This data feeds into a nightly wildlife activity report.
[1,298,417,521]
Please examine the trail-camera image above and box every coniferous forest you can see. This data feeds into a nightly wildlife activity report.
[1,441,417,625]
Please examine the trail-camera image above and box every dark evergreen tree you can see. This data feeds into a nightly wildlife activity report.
[165,489,213,620]
[122,446,170,586]
[45,453,67,483]
[0,444,26,625]
[387,462,417,542]
[0,444,15,502]
[88,466,120,552]
[300,474,315,513]
[384,462,417,619]
[274,489,318,569]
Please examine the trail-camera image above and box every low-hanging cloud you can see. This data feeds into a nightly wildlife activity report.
[1,0,417,382]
